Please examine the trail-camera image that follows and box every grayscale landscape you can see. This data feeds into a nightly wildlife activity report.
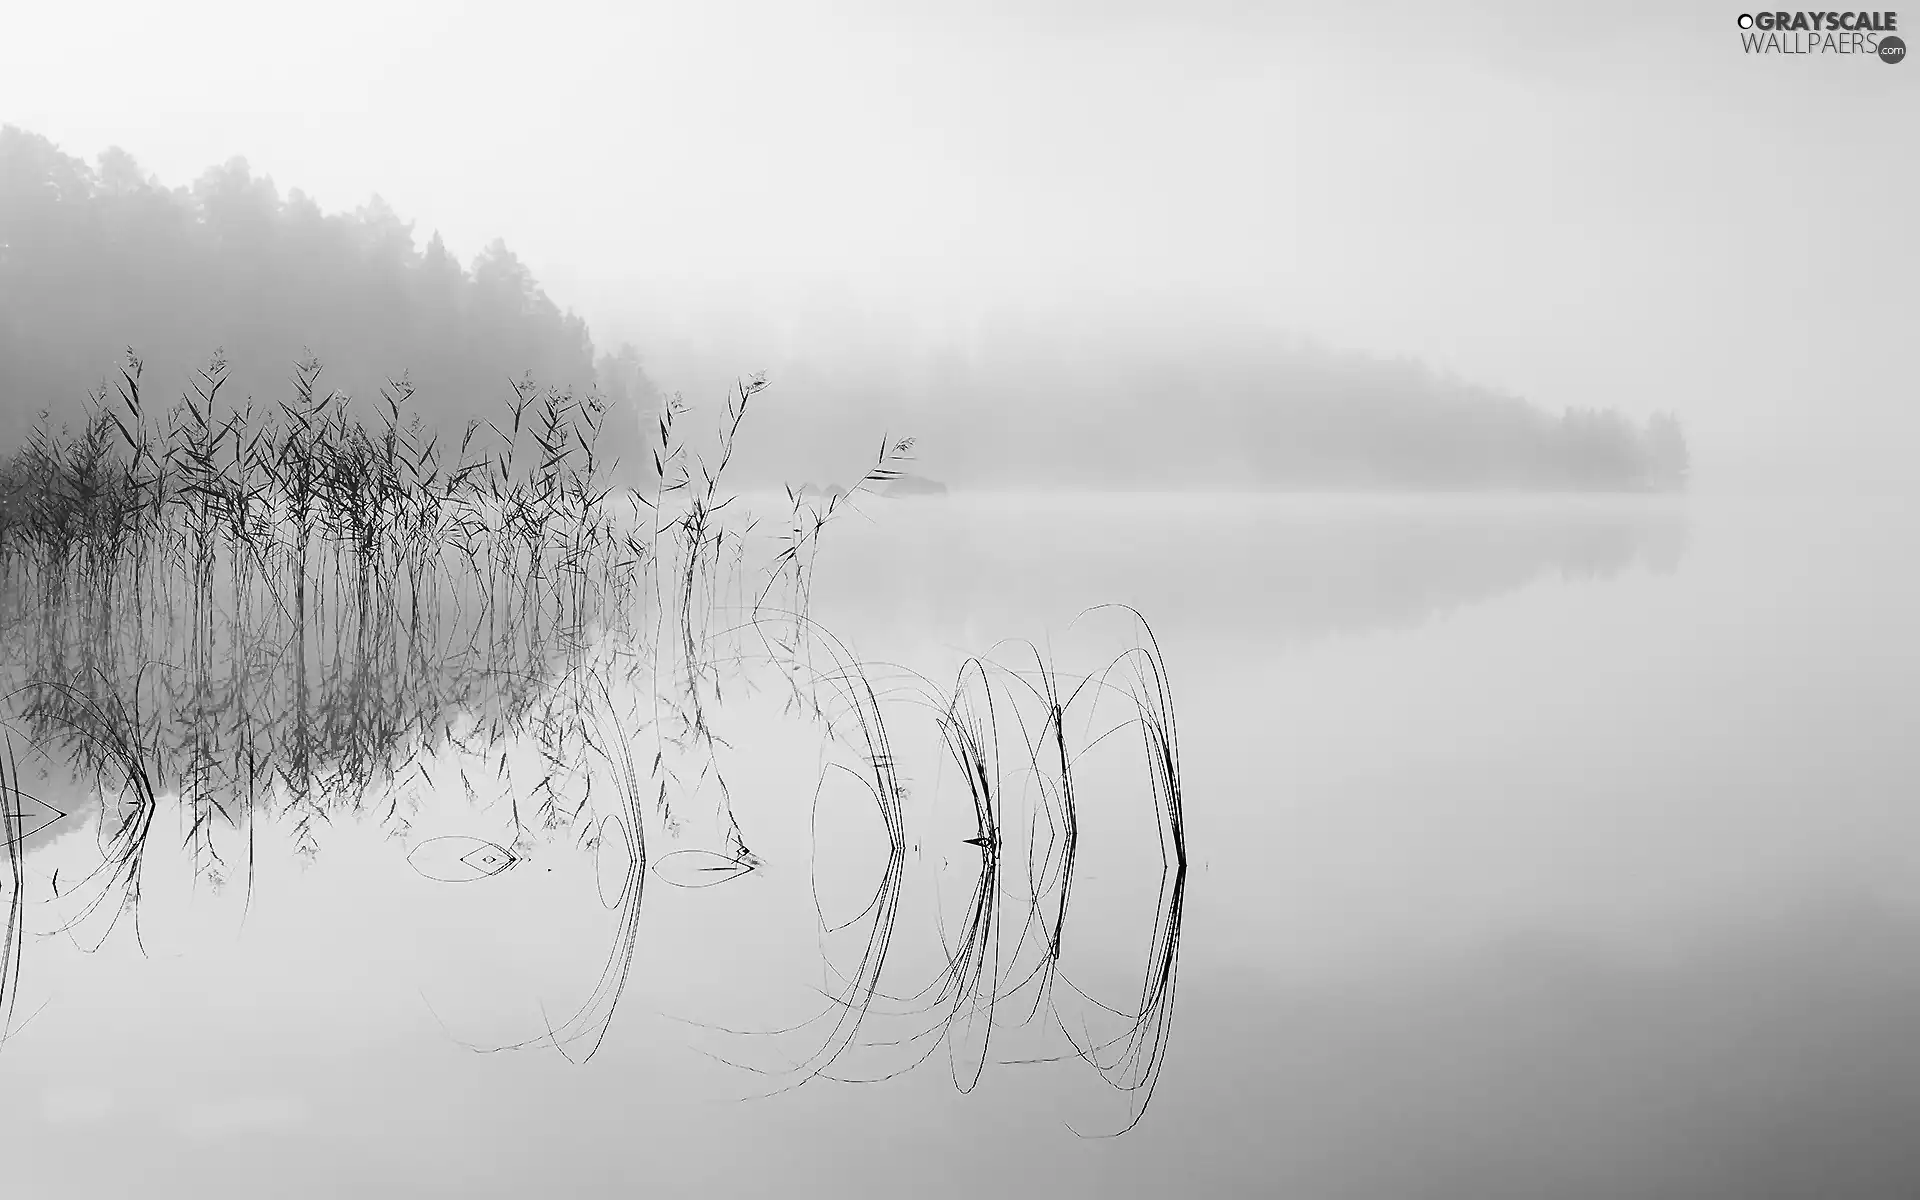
[0,1,1914,1197]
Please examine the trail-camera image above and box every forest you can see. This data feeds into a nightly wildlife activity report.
[0,126,1688,493]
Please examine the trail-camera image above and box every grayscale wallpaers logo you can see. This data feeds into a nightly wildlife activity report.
[1736,10,1904,58]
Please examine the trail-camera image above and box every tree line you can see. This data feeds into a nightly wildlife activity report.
[0,125,657,480]
[1,125,1688,493]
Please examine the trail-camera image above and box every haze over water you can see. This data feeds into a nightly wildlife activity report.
[5,491,1916,1198]
[1,0,1915,1194]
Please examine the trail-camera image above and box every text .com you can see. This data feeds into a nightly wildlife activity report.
[1736,11,1907,58]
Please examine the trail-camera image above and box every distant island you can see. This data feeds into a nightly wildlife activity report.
[0,125,1688,495]
[878,474,949,497]
[843,333,1693,494]
[794,475,949,502]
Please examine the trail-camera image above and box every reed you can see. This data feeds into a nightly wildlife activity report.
[0,353,1187,1133]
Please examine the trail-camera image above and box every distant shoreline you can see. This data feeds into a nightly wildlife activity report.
[725,486,1700,508]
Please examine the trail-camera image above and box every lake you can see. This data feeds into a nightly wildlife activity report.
[4,492,1918,1199]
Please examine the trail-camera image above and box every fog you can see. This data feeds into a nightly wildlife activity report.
[3,4,1917,1198]
[5,0,1913,492]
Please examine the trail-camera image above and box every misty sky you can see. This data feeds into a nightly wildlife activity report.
[2,0,1912,492]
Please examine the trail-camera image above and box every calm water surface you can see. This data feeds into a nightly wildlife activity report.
[6,493,1919,1199]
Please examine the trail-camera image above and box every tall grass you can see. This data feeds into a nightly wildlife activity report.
[1,351,808,874]
[0,350,1187,1134]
